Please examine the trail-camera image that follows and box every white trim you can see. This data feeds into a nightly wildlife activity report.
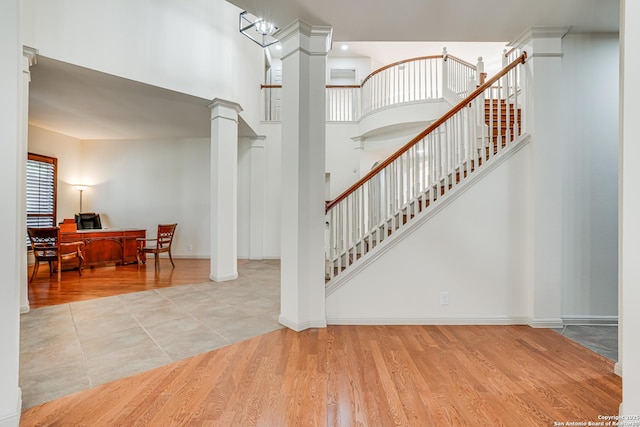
[20,303,29,314]
[614,362,622,377]
[171,255,210,260]
[279,315,327,331]
[561,315,618,325]
[529,317,564,329]
[0,388,21,427]
[326,134,532,296]
[326,316,530,326]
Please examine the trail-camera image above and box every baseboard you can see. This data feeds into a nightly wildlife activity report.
[326,316,530,326]
[529,317,564,329]
[0,388,21,427]
[561,315,618,326]
[172,255,210,259]
[20,303,30,314]
[279,315,327,331]
[614,362,622,377]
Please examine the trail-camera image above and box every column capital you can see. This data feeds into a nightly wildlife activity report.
[510,26,570,57]
[209,98,243,122]
[23,46,38,66]
[277,19,332,60]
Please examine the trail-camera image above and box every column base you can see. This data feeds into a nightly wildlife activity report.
[209,273,238,282]
[279,314,327,332]
[0,388,21,427]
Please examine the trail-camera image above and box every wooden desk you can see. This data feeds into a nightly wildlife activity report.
[61,228,146,267]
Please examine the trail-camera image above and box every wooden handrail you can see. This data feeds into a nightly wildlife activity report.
[504,47,518,58]
[360,55,443,86]
[325,52,527,212]
[444,54,476,69]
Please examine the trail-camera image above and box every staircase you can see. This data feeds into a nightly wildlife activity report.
[484,99,522,155]
[325,52,527,284]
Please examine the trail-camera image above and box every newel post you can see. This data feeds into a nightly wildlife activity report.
[476,56,485,85]
[441,47,449,97]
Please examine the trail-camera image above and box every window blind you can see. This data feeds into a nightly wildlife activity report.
[26,153,57,235]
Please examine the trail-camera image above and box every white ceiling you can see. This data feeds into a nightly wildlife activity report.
[29,56,214,141]
[230,0,619,42]
[29,0,619,141]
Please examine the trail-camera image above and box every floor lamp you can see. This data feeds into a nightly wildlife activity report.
[74,185,88,212]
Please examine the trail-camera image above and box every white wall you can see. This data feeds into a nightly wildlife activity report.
[326,144,533,324]
[22,0,264,131]
[28,126,82,222]
[29,128,212,257]
[0,0,23,424]
[327,57,372,84]
[561,33,619,319]
[237,137,251,258]
[261,124,282,258]
[29,124,287,261]
[80,138,211,258]
[325,123,361,198]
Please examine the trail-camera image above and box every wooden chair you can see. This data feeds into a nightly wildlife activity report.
[28,227,84,282]
[136,223,177,271]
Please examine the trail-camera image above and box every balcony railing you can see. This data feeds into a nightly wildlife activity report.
[261,49,481,123]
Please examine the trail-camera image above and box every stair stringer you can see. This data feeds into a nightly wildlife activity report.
[325,133,532,325]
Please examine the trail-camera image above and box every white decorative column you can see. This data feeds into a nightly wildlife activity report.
[209,98,242,282]
[20,47,37,315]
[0,0,24,423]
[249,136,266,260]
[620,0,640,415]
[513,27,569,328]
[278,20,332,331]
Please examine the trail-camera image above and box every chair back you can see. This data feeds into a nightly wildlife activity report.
[28,227,60,257]
[157,224,177,249]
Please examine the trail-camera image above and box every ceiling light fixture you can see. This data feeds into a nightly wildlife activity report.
[239,11,279,48]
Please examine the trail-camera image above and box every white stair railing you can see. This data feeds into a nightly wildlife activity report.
[325,53,527,282]
[262,49,483,122]
[360,55,444,116]
[326,85,360,122]
[442,47,480,105]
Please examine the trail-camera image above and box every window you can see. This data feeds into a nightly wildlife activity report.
[26,153,57,232]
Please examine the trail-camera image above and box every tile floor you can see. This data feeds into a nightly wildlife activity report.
[554,324,618,361]
[19,260,282,409]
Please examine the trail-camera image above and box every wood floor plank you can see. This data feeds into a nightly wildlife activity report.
[21,325,620,426]
[27,258,224,308]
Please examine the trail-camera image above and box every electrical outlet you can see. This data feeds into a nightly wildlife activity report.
[440,291,449,305]
[187,244,193,252]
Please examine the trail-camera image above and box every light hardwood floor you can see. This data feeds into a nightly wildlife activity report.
[23,260,621,425]
[28,258,219,308]
[21,324,620,426]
